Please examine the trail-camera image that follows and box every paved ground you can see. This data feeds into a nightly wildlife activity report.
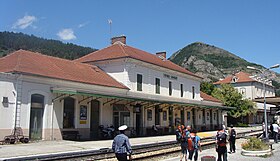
[0,126,261,160]
[163,138,280,161]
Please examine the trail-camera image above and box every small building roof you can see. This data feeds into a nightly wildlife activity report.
[74,43,202,79]
[0,50,128,89]
[200,91,222,103]
[213,71,255,85]
[254,96,280,106]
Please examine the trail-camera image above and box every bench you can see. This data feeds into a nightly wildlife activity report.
[62,130,81,140]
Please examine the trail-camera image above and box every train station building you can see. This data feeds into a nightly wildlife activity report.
[0,36,233,140]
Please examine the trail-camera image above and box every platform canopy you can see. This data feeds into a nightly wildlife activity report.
[51,88,235,110]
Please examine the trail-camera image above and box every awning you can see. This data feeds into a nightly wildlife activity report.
[51,88,235,110]
[254,97,280,106]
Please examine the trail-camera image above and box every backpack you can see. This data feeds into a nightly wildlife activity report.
[187,134,198,150]
[230,129,236,138]
[176,129,182,142]
[217,131,226,146]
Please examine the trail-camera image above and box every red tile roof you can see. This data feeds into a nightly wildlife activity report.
[200,91,222,103]
[75,43,202,79]
[213,72,255,85]
[0,50,128,89]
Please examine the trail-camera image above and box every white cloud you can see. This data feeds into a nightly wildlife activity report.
[78,21,90,28]
[12,15,37,29]
[57,28,76,40]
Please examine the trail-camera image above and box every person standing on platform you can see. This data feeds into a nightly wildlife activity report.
[228,124,236,153]
[176,125,188,161]
[112,125,132,161]
[187,129,201,161]
[272,121,279,143]
[216,127,227,161]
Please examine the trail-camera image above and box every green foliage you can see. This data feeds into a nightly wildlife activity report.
[212,84,257,118]
[241,137,269,151]
[236,122,249,127]
[200,82,215,95]
[0,31,97,60]
[272,80,280,96]
[276,89,280,97]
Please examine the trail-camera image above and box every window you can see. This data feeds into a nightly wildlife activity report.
[240,88,246,97]
[113,104,130,127]
[187,111,191,120]
[169,81,172,96]
[192,86,195,99]
[202,110,205,124]
[155,78,160,94]
[147,109,152,121]
[180,84,184,97]
[163,111,167,121]
[137,74,142,91]
[63,97,75,128]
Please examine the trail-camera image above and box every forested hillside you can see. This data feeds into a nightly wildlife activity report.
[0,31,97,60]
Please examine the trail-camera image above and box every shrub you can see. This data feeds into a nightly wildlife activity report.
[236,123,249,127]
[241,137,269,151]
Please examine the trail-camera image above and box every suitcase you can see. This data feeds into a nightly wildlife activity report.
[201,156,216,161]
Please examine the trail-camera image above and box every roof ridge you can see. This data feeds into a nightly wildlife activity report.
[74,43,123,62]
[118,43,129,57]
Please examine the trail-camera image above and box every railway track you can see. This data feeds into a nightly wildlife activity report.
[3,130,262,161]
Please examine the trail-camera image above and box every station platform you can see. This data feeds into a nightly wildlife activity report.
[0,126,261,160]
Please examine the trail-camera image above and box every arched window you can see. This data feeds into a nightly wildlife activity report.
[63,97,75,128]
[30,94,44,140]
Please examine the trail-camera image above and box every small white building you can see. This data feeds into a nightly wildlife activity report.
[0,36,232,141]
[214,71,275,124]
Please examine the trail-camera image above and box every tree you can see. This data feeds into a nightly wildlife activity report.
[200,81,215,95]
[212,84,256,118]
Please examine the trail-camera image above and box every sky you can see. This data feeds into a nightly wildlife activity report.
[1,0,280,73]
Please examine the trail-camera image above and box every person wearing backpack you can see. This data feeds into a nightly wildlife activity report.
[216,127,227,161]
[187,129,201,161]
[228,124,236,153]
[176,125,189,161]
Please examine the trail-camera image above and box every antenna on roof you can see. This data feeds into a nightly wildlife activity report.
[108,19,112,44]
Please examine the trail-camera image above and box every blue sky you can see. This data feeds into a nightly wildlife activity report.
[1,0,280,72]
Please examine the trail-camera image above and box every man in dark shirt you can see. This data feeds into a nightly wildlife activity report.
[216,127,227,161]
[228,124,236,153]
[112,125,132,161]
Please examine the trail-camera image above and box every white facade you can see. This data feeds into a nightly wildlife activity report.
[93,58,201,101]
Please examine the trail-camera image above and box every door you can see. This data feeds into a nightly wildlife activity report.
[155,105,160,125]
[136,113,141,136]
[180,110,185,125]
[29,94,44,140]
[90,100,100,139]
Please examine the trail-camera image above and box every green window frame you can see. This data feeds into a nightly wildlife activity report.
[180,84,184,97]
[137,74,143,91]
[155,78,160,94]
[169,81,172,96]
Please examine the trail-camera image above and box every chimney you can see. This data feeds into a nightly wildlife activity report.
[111,35,126,45]
[156,51,166,59]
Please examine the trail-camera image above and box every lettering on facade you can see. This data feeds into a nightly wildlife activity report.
[163,74,177,80]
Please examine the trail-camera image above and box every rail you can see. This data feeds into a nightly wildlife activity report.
[2,129,262,161]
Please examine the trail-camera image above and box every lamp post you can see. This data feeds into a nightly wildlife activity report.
[247,64,280,141]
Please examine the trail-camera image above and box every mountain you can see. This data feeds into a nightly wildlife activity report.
[169,42,280,94]
[0,31,97,60]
